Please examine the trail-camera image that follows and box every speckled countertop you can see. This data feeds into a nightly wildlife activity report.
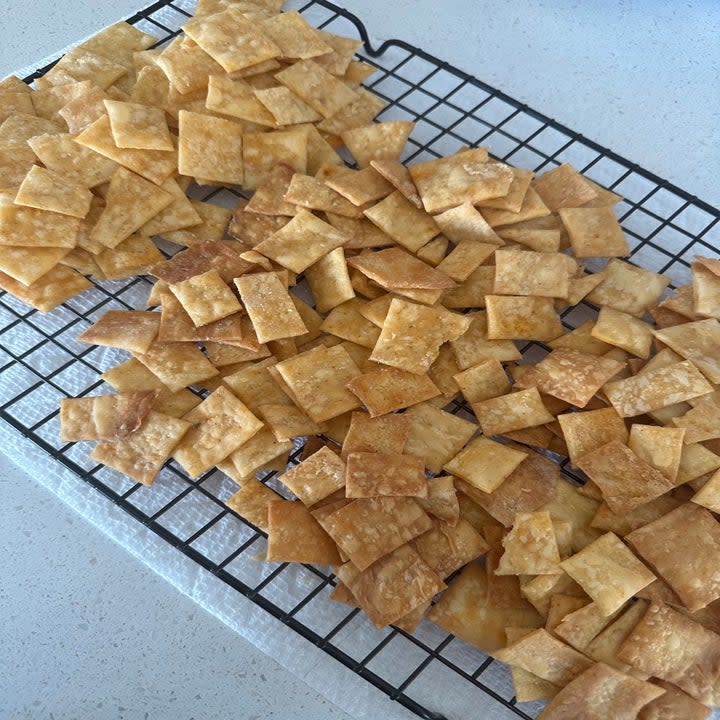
[1,1,719,719]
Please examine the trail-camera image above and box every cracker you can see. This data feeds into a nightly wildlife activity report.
[628,424,685,482]
[532,163,598,211]
[494,628,594,686]
[590,493,685,538]
[275,58,358,118]
[577,440,675,514]
[0,245,69,286]
[516,348,625,408]
[494,248,572,299]
[41,48,127,90]
[370,298,471,375]
[444,436,528,494]
[547,319,613,356]
[586,259,670,317]
[274,344,361,422]
[415,475,460,525]
[409,148,514,214]
[453,358,511,404]
[225,478,280,532]
[135,341,218,392]
[89,166,173,248]
[0,203,80,249]
[654,318,720,384]
[481,185,550,227]
[0,90,35,122]
[205,74,276,127]
[604,361,713,417]
[369,158,422,208]
[266,499,341,565]
[436,241,496,283]
[177,110,245,186]
[0,113,61,147]
[559,206,629,257]
[363,190,439,252]
[257,402,322,441]
[182,9,281,73]
[320,298,381,348]
[94,233,163,279]
[428,563,542,653]
[322,496,432,571]
[243,162,297,216]
[0,144,35,190]
[259,11,332,60]
[340,412,410,460]
[169,269,242,328]
[254,209,347,272]
[472,387,555,436]
[316,86,384,137]
[638,680,713,720]
[554,601,624,652]
[441,267,496,310]
[156,38,225,95]
[557,407,629,466]
[140,177,203,236]
[104,99,173,151]
[312,28,361,75]
[414,518,489,579]
[691,467,720,513]
[337,545,445,628]
[536,662,664,720]
[344,451,426,498]
[616,602,720,705]
[560,532,656,615]
[101,357,168,393]
[277,446,345,507]
[75,115,177,185]
[339,120,413,168]
[323,165,392,207]
[59,390,157,442]
[485,294,563,341]
[28,133,118,188]
[235,271,307,343]
[626,503,720,612]
[223,357,292,414]
[90,411,190,485]
[0,264,90,312]
[591,306,653,358]
[402,402,477,474]
[13,164,92,219]
[56,85,109,134]
[457,448,559,527]
[678,442,720,485]
[347,247,454,291]
[152,240,253,285]
[303,247,354,313]
[346,366,440,417]
[78,309,159,354]
[225,427,293,479]
[283,173,361,217]
[495,511,562,575]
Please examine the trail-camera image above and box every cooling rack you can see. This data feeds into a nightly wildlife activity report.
[2,1,719,719]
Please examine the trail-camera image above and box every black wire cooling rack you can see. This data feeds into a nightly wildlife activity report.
[2,1,719,719]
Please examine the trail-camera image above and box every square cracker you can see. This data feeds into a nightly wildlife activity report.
[225,478,280,532]
[370,298,471,375]
[363,190,439,252]
[485,294,563,341]
[0,202,80,249]
[347,247,454,291]
[141,177,203,236]
[283,173,362,218]
[346,366,440,416]
[337,545,445,628]
[178,110,244,186]
[413,517,488,580]
[0,144,36,190]
[0,114,61,148]
[78,310,159,354]
[274,344,362,422]
[495,511,562,575]
[493,248,572,298]
[135,341,218,393]
[515,348,625,408]
[322,496,433,570]
[104,99,174,151]
[409,148,514,214]
[169,269,242,327]
[654,318,720,384]
[205,75,276,127]
[151,240,252,285]
[0,265,91,312]
[94,232,163,280]
[89,166,173,248]
[173,386,263,477]
[535,662,664,720]
[275,59,358,118]
[156,38,225,95]
[320,298,381,348]
[345,452,427,498]
[559,532,655,615]
[279,446,345,506]
[242,129,308,190]
[341,411,411,459]
[444,436,528,494]
[436,241,496,283]
[448,311,521,367]
[223,357,294,415]
[557,407,628,467]
[0,245,70,286]
[532,163,598,211]
[432,201,503,244]
[453,357,511,404]
[591,306,654,358]
[75,115,177,185]
[90,411,191,486]
[604,361,713,417]
[626,503,720,612]
[323,165,393,206]
[472,387,554,436]
[14,165,93,219]
[225,427,293,479]
[559,206,629,257]
[182,9,281,73]
[415,476,460,525]
[628,424,685,482]
[402,402,477,474]
[304,247,355,314]
[266,499,341,566]
[616,602,720,705]
[576,440,675,514]
[370,158,422,208]
[259,11,332,60]
[257,402,323,441]
[340,120,414,168]
[254,209,347,273]
[254,86,322,126]
[235,271,307,344]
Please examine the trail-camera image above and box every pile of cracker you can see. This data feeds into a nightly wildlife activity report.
[3,1,720,717]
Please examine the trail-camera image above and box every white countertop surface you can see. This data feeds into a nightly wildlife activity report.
[2,2,719,720]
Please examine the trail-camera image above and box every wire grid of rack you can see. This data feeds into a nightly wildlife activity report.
[2,1,719,719]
